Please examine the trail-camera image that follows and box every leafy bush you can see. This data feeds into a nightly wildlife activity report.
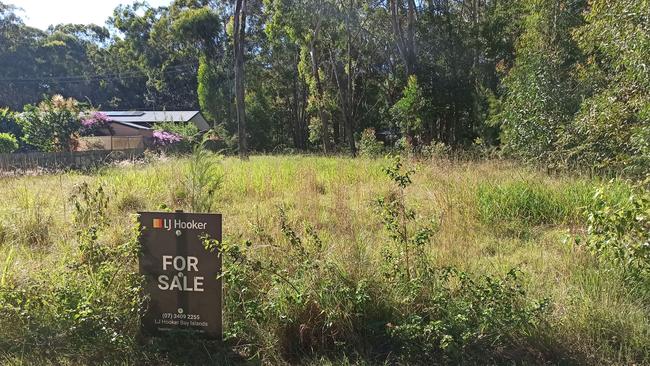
[179,138,223,212]
[0,132,18,153]
[582,186,649,289]
[390,75,427,144]
[389,268,550,363]
[307,116,323,146]
[153,130,182,146]
[377,155,436,282]
[421,141,451,160]
[493,0,583,166]
[564,0,650,178]
[357,128,383,157]
[494,0,649,178]
[17,95,82,152]
[393,136,415,157]
[0,108,22,140]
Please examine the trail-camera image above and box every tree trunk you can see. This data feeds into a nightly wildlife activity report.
[389,0,417,76]
[309,13,332,154]
[290,73,308,149]
[234,0,248,160]
[329,9,357,157]
[345,3,357,156]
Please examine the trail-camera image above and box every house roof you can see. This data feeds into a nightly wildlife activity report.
[99,111,201,124]
[110,120,152,130]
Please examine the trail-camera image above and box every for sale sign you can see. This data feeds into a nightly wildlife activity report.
[138,211,222,339]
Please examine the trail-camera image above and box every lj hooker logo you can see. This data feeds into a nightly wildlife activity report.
[152,217,208,231]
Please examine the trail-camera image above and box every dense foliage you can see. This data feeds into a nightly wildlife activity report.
[583,185,650,291]
[0,132,17,153]
[494,0,649,176]
[0,0,647,173]
[17,95,82,152]
[0,108,22,140]
[569,0,650,177]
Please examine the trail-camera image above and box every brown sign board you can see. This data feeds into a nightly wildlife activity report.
[138,211,222,339]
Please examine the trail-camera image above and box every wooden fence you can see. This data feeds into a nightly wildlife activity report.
[78,136,145,150]
[0,148,145,172]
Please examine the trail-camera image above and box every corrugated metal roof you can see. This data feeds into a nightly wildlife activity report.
[99,111,200,123]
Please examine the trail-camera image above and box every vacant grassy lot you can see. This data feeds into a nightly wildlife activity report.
[0,155,648,365]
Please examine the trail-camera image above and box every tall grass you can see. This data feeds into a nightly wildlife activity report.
[0,155,647,365]
[477,180,590,226]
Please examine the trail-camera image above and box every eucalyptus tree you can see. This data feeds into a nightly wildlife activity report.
[388,0,417,77]
[172,4,227,129]
[232,0,248,158]
[107,2,201,110]
[492,0,586,164]
[265,0,337,153]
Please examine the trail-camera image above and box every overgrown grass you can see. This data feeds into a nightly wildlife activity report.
[0,155,647,365]
[476,180,586,235]
[475,178,635,238]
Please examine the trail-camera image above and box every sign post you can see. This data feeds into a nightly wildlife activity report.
[138,211,222,339]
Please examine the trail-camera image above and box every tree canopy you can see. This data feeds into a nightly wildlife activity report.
[0,0,647,176]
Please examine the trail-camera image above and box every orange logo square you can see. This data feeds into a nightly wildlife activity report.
[153,218,163,229]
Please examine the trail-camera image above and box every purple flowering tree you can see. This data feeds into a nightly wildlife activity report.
[80,112,113,136]
[153,130,183,146]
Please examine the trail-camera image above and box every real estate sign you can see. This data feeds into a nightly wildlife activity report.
[138,211,222,339]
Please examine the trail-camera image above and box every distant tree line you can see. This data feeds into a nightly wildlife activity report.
[0,0,647,176]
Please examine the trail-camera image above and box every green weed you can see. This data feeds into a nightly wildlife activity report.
[581,184,650,293]
[477,180,591,235]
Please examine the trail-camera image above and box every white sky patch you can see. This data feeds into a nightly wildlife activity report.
[8,0,172,30]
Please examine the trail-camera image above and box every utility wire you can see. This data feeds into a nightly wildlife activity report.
[0,63,196,82]
[0,63,197,84]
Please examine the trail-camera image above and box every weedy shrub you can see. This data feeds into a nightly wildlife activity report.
[388,268,550,363]
[0,183,142,361]
[477,180,590,235]
[71,181,110,228]
[376,155,437,283]
[581,185,650,292]
[358,128,384,157]
[377,157,550,363]
[210,207,384,362]
[421,141,451,160]
[175,138,223,212]
[153,121,200,154]
[393,136,415,158]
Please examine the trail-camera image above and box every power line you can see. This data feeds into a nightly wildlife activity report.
[0,63,196,82]
[0,63,198,84]
[0,64,196,84]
